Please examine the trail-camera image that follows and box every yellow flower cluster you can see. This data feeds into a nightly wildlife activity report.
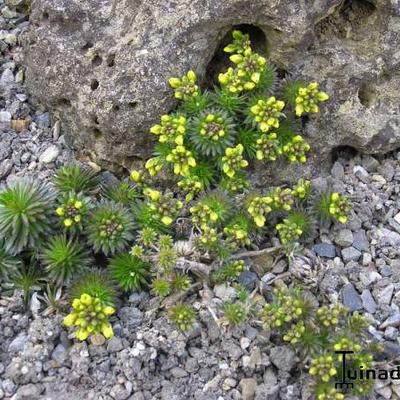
[63,293,115,341]
[309,355,337,383]
[150,114,186,145]
[276,219,303,244]
[329,192,352,224]
[221,144,248,178]
[190,203,219,229]
[282,135,310,163]
[333,337,361,353]
[56,197,84,228]
[224,224,251,248]
[249,97,285,132]
[166,145,196,176]
[316,387,344,400]
[145,156,163,176]
[283,321,305,344]
[316,304,343,327]
[255,132,280,161]
[144,188,183,226]
[271,187,294,211]
[247,196,273,227]
[295,82,329,117]
[168,70,199,100]
[292,179,311,199]
[198,226,219,246]
[177,175,203,202]
[199,113,226,141]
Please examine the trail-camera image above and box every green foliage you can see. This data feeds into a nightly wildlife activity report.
[109,252,150,292]
[87,200,135,255]
[70,269,115,305]
[53,164,99,194]
[41,235,90,285]
[212,260,245,283]
[171,274,191,292]
[102,181,139,206]
[0,180,55,254]
[0,241,21,282]
[169,304,196,331]
[132,200,169,234]
[152,278,172,297]
[221,301,247,326]
[11,264,43,305]
[189,109,236,157]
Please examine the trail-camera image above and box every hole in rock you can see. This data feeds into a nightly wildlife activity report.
[58,98,71,107]
[128,101,138,109]
[92,55,103,67]
[107,53,116,67]
[358,82,376,108]
[92,127,102,138]
[42,11,49,20]
[331,145,358,163]
[92,115,100,125]
[206,24,268,88]
[81,42,94,51]
[90,79,99,91]
[112,104,120,112]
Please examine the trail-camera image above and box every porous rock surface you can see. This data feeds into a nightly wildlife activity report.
[22,0,400,176]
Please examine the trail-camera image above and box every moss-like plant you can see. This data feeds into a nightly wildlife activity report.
[69,269,116,305]
[109,252,150,292]
[11,264,43,305]
[152,278,172,297]
[87,200,135,255]
[221,301,247,326]
[53,164,99,194]
[41,235,90,285]
[0,180,55,254]
[169,304,196,331]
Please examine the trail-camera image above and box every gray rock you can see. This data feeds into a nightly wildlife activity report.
[342,283,362,311]
[8,332,28,353]
[269,346,296,372]
[39,145,59,163]
[362,155,380,172]
[214,284,236,302]
[353,165,369,178]
[51,343,68,365]
[238,271,258,291]
[331,161,344,179]
[353,230,369,251]
[361,289,377,314]
[14,383,43,399]
[170,367,188,378]
[240,378,258,400]
[313,243,336,258]
[376,284,394,305]
[255,383,279,400]
[334,229,353,247]
[23,0,400,175]
[0,159,13,179]
[107,336,123,353]
[378,228,400,246]
[380,314,400,329]
[35,112,51,128]
[0,68,14,85]
[341,246,361,263]
[384,327,398,341]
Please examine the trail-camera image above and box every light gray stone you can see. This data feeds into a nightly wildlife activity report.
[313,243,336,258]
[361,289,377,314]
[39,145,59,163]
[341,247,361,263]
[334,229,353,247]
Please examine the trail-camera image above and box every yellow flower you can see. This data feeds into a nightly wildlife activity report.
[64,218,73,227]
[101,323,114,339]
[63,313,77,327]
[56,207,64,216]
